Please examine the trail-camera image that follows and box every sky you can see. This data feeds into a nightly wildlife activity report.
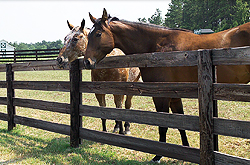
[0,0,171,44]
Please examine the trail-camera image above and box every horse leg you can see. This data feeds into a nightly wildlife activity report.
[170,98,189,146]
[113,120,120,133]
[124,95,133,134]
[95,94,107,132]
[151,97,170,163]
[113,94,125,135]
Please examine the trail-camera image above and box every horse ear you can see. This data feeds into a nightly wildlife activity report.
[110,17,119,22]
[80,18,85,31]
[67,20,74,30]
[89,12,96,24]
[102,8,108,21]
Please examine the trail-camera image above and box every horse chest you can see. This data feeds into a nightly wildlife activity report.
[91,68,128,82]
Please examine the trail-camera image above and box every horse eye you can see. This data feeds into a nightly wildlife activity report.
[96,33,102,37]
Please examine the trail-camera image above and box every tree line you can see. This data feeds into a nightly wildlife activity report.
[139,0,250,32]
[8,0,250,50]
[9,40,63,50]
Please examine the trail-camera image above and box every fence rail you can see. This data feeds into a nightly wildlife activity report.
[0,49,60,63]
[0,46,249,164]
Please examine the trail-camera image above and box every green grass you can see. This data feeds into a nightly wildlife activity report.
[0,70,249,164]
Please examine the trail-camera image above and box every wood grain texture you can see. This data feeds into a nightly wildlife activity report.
[6,64,15,131]
[212,46,250,65]
[0,81,6,88]
[11,60,65,71]
[79,127,200,164]
[214,118,250,139]
[198,50,214,165]
[80,50,199,69]
[14,115,70,135]
[0,112,8,121]
[13,81,70,92]
[214,83,250,102]
[0,46,249,72]
[13,98,70,114]
[79,104,199,132]
[0,97,7,105]
[214,151,250,165]
[80,81,198,98]
[70,60,81,147]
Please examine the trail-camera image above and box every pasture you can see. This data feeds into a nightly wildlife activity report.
[0,70,249,164]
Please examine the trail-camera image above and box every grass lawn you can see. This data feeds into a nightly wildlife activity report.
[0,70,249,164]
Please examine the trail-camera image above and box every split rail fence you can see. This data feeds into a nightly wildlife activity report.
[0,49,59,63]
[0,46,250,164]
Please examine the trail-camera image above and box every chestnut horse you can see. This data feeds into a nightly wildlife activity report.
[83,9,250,162]
[56,19,141,135]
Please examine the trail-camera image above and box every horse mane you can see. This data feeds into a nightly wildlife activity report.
[108,17,193,33]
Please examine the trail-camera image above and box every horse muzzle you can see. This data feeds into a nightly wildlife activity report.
[56,56,69,69]
[83,58,96,69]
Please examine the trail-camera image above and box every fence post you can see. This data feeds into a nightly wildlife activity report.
[14,50,16,63]
[212,65,218,152]
[198,50,214,165]
[35,50,38,61]
[70,59,82,148]
[6,64,15,131]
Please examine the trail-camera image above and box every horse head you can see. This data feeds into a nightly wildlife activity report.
[56,19,88,69]
[84,8,116,69]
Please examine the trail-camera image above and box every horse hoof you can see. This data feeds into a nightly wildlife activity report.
[113,128,119,133]
[149,159,160,164]
[150,156,161,164]
[125,130,131,135]
[119,131,125,135]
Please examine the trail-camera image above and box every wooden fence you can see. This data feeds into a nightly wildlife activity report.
[0,49,59,63]
[0,46,250,164]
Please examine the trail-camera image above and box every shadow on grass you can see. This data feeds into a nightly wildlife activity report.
[0,127,192,165]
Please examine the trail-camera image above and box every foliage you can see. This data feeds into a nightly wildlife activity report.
[164,0,184,28]
[138,8,164,25]
[140,0,250,32]
[8,40,63,50]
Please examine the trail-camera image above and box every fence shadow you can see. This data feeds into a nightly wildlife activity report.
[0,128,192,165]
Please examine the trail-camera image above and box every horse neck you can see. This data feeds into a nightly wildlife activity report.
[109,21,168,54]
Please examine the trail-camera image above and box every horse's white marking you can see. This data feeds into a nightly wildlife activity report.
[90,27,95,34]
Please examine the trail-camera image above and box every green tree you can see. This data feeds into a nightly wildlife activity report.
[9,40,63,50]
[163,0,250,31]
[164,0,184,28]
[139,8,164,25]
[138,17,147,23]
[148,8,164,25]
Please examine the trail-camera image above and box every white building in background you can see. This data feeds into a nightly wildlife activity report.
[0,39,15,57]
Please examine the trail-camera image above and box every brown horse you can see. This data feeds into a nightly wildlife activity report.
[83,9,250,163]
[56,19,141,135]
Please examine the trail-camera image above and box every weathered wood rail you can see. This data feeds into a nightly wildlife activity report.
[0,46,249,164]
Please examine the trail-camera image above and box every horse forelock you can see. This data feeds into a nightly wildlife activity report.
[64,26,88,43]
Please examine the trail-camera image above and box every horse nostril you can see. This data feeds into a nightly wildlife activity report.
[85,59,91,66]
[57,57,63,64]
